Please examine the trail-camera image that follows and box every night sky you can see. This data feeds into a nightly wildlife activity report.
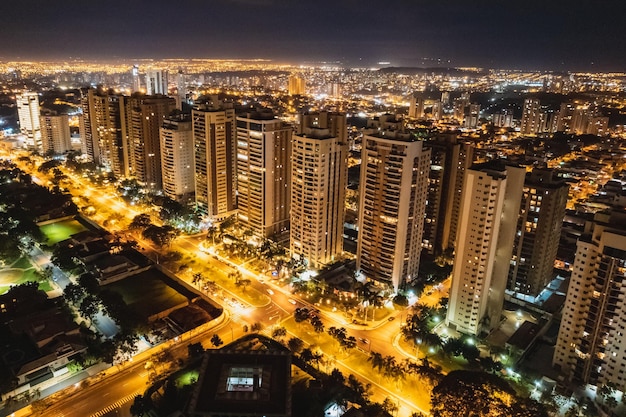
[1,0,625,71]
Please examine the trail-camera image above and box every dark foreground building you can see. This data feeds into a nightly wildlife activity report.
[187,349,292,417]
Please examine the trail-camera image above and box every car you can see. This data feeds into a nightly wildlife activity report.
[287,298,297,305]
[266,289,274,295]
[359,338,369,344]
[388,316,395,322]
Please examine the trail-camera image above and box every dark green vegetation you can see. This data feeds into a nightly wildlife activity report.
[430,370,548,417]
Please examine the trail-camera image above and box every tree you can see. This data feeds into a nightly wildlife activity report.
[130,395,147,416]
[79,294,100,322]
[129,213,152,230]
[235,278,251,292]
[210,334,224,348]
[430,370,548,417]
[310,315,325,334]
[142,225,179,247]
[287,337,304,353]
[329,368,345,385]
[381,398,398,416]
[64,282,86,305]
[272,326,287,340]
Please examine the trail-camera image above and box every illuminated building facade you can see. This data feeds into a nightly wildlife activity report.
[160,114,194,202]
[423,133,474,255]
[40,114,71,155]
[553,209,626,387]
[145,70,168,95]
[288,75,306,95]
[357,129,430,291]
[80,88,130,177]
[193,104,237,220]
[128,94,176,189]
[446,161,525,336]
[290,112,348,269]
[236,110,291,242]
[507,168,569,296]
[16,92,42,151]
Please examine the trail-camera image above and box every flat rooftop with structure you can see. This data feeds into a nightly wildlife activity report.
[187,349,291,417]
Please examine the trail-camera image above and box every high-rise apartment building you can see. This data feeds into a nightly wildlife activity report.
[80,88,130,177]
[145,70,168,95]
[40,114,71,155]
[236,110,292,242]
[423,134,474,255]
[553,208,626,386]
[288,75,306,96]
[464,104,481,129]
[508,168,569,296]
[357,129,431,291]
[291,112,348,269]
[131,64,141,93]
[128,95,176,189]
[193,103,237,220]
[408,94,424,119]
[160,114,194,202]
[176,70,186,110]
[16,92,42,151]
[446,161,525,336]
[520,98,544,136]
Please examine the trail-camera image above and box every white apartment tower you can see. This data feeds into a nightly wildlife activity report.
[236,110,292,242]
[291,112,348,269]
[446,161,525,336]
[40,114,71,155]
[131,65,141,93]
[146,70,168,95]
[160,115,194,202]
[193,103,237,220]
[553,209,626,386]
[16,92,42,151]
[357,129,431,291]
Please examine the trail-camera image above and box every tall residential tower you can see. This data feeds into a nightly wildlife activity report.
[357,128,431,291]
[446,161,525,336]
[290,112,348,269]
[236,110,292,242]
[193,102,237,220]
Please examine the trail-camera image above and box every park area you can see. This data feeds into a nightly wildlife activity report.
[0,257,53,294]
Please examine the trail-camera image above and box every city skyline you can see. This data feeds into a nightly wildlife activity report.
[1,0,625,71]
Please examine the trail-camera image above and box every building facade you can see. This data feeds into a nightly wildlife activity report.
[16,92,42,151]
[128,94,176,189]
[160,115,194,202]
[290,112,348,269]
[446,161,525,336]
[553,209,626,386]
[40,114,71,155]
[145,70,168,95]
[236,111,292,241]
[193,104,237,220]
[507,168,569,296]
[80,88,130,177]
[423,133,474,255]
[356,129,431,291]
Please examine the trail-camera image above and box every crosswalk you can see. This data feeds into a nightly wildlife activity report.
[89,391,142,417]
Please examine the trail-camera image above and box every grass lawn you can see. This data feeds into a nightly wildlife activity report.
[105,270,190,319]
[40,219,87,245]
[175,369,199,386]
[0,267,53,294]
